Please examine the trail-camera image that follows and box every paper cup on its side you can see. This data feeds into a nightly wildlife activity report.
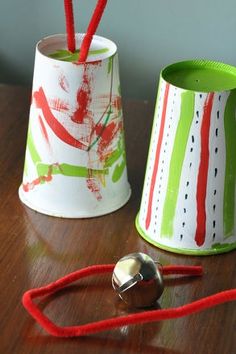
[136,60,236,255]
[19,34,131,217]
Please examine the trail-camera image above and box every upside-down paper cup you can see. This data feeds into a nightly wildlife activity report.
[19,34,131,217]
[136,60,236,255]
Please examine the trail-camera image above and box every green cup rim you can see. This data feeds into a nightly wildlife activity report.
[135,213,236,256]
[161,59,236,93]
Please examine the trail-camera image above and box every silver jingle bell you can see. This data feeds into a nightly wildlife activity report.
[112,252,164,308]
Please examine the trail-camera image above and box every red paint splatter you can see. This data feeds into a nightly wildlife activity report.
[72,60,102,67]
[95,121,122,161]
[145,83,170,230]
[71,65,92,124]
[89,102,111,140]
[23,173,53,192]
[49,98,69,112]
[88,94,122,152]
[59,74,69,92]
[71,61,106,201]
[31,61,121,202]
[71,61,102,125]
[113,96,122,111]
[33,87,87,150]
[195,93,214,246]
[86,177,102,201]
[73,87,91,123]
[38,115,50,147]
[23,164,63,192]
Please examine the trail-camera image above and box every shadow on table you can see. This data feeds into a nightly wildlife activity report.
[23,329,181,354]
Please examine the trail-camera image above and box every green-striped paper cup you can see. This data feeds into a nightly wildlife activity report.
[136,60,236,255]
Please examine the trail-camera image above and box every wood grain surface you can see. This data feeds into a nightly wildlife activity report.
[0,85,235,354]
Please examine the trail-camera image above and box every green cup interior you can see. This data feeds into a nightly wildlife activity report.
[162,60,236,92]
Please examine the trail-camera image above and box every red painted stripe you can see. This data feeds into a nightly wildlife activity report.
[33,87,87,151]
[145,83,170,229]
[22,174,53,192]
[38,115,50,146]
[195,93,214,246]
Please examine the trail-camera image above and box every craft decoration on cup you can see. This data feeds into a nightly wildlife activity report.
[136,60,236,255]
[19,0,131,218]
[22,252,236,337]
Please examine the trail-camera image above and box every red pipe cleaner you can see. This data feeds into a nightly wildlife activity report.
[21,263,236,337]
[79,0,108,62]
[64,0,76,52]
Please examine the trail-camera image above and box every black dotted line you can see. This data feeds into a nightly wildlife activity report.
[154,88,176,218]
[212,101,220,240]
[180,108,198,241]
[196,110,199,124]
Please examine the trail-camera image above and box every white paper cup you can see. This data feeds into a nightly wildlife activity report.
[136,60,236,255]
[19,34,131,217]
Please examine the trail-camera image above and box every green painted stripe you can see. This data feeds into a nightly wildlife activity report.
[107,55,113,74]
[112,157,126,182]
[36,163,108,178]
[223,89,236,238]
[161,91,195,238]
[26,123,108,180]
[27,125,41,166]
[104,148,122,168]
[104,135,124,168]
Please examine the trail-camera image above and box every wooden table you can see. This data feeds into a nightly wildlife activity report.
[0,85,235,354]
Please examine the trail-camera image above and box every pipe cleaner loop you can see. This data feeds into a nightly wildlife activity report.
[21,263,236,337]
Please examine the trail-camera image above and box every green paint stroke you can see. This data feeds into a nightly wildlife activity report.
[107,55,114,74]
[108,134,127,183]
[223,89,236,238]
[26,114,123,185]
[26,126,108,180]
[104,135,124,168]
[161,91,195,238]
[37,162,108,178]
[112,158,126,182]
[49,48,109,62]
[27,126,41,166]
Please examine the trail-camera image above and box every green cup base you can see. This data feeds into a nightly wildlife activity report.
[135,214,236,256]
